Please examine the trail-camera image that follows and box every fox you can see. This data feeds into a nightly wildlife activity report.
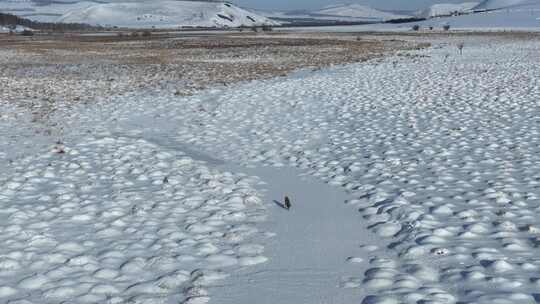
[284,196,291,210]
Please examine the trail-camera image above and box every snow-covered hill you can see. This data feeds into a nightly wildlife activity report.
[417,1,540,30]
[474,0,539,10]
[311,4,409,21]
[256,4,411,25]
[417,2,479,18]
[0,0,99,22]
[0,0,279,28]
[58,1,278,28]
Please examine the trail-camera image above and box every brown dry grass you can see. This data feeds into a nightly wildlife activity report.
[0,32,422,130]
[0,32,418,104]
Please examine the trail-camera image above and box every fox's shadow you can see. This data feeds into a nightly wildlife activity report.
[273,200,288,210]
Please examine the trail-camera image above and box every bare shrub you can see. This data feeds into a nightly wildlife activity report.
[21,29,34,36]
[457,42,464,55]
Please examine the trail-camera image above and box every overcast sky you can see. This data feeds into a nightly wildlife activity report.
[235,0,476,11]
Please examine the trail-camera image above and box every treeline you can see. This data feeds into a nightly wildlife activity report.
[270,18,374,27]
[385,17,427,24]
[0,12,102,31]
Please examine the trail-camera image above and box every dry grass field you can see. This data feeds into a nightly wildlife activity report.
[0,32,420,111]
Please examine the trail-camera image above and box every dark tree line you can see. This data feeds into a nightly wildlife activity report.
[0,12,102,31]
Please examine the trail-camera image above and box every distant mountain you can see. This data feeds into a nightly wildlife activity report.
[0,0,279,28]
[417,2,479,18]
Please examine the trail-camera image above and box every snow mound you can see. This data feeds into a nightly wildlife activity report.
[417,2,479,18]
[311,4,410,21]
[474,0,539,10]
[57,1,279,28]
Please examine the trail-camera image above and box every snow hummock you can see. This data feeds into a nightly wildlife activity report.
[417,2,479,18]
[57,1,278,28]
[0,133,270,303]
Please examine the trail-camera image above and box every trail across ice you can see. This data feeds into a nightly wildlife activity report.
[211,166,370,304]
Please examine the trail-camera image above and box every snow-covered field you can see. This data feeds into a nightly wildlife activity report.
[2,32,540,304]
